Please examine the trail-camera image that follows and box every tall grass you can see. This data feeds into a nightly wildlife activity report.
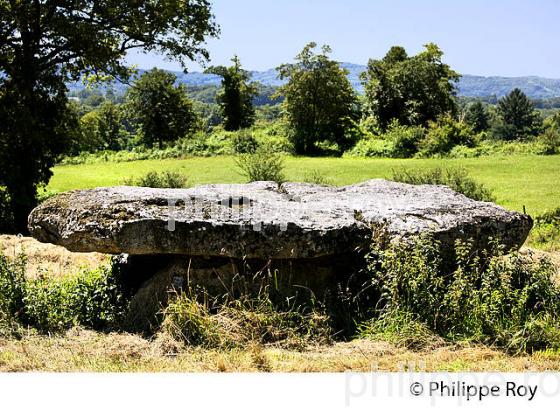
[161,288,331,349]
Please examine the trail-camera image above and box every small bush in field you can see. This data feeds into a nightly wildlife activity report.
[235,149,285,184]
[122,171,189,188]
[231,131,259,154]
[303,170,334,186]
[390,167,495,202]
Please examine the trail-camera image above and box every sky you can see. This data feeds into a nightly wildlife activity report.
[126,0,560,78]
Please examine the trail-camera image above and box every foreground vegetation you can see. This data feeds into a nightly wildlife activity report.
[1,224,560,371]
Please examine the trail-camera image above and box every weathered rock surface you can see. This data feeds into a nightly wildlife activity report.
[28,180,532,258]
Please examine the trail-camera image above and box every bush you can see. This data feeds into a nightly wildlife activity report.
[123,171,189,188]
[390,167,495,202]
[419,116,475,156]
[538,127,560,155]
[344,137,394,157]
[235,149,286,184]
[231,131,259,154]
[0,254,127,333]
[361,234,560,352]
[530,208,560,251]
[0,254,26,320]
[345,122,424,158]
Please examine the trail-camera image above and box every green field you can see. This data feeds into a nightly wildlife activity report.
[49,154,560,215]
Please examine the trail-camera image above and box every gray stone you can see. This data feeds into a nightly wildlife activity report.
[28,179,532,258]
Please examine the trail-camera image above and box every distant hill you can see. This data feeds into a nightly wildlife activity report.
[68,64,560,100]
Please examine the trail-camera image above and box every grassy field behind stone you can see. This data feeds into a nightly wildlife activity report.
[48,154,560,215]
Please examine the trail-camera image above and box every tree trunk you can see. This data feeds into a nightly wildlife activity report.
[7,181,37,234]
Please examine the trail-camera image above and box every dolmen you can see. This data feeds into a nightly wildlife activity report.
[28,180,532,328]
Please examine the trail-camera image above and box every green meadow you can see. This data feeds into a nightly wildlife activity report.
[49,154,560,215]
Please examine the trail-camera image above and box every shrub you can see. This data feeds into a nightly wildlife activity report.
[361,234,560,352]
[231,131,259,154]
[530,208,560,251]
[123,171,189,188]
[235,149,285,184]
[0,254,127,333]
[0,254,26,320]
[344,137,394,157]
[419,116,475,156]
[538,127,560,155]
[381,122,425,158]
[345,122,425,158]
[390,167,495,202]
[24,266,126,332]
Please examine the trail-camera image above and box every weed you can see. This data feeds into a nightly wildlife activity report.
[303,170,334,186]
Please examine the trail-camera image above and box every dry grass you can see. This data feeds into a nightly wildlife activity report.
[1,329,560,372]
[0,235,108,278]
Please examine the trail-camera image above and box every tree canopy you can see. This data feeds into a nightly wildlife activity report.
[126,69,197,148]
[361,44,460,130]
[496,88,542,140]
[276,42,359,155]
[206,56,257,131]
[0,0,218,231]
[465,101,490,133]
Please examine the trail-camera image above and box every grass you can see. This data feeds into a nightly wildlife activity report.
[48,154,560,215]
[2,328,560,372]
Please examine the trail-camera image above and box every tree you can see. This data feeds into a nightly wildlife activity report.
[126,69,197,148]
[361,44,460,130]
[97,101,124,151]
[495,88,541,140]
[276,43,359,155]
[206,56,257,131]
[77,101,125,153]
[465,101,490,133]
[0,1,218,232]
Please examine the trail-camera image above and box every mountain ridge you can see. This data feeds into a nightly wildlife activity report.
[68,63,560,100]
